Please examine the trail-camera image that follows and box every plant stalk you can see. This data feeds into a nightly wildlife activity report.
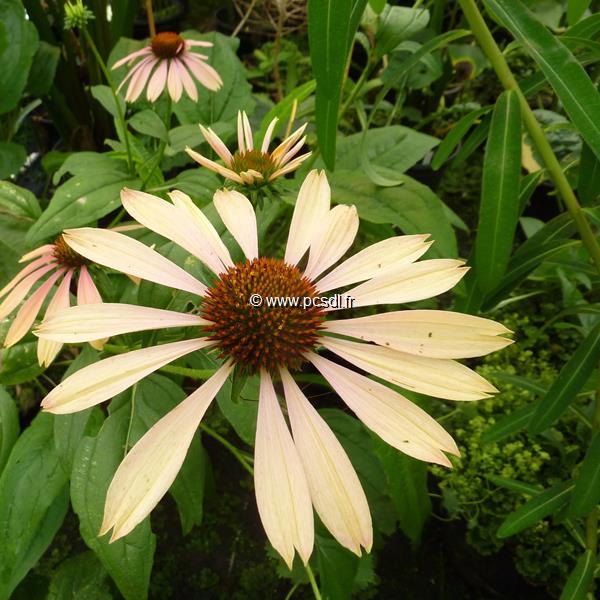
[457,0,600,274]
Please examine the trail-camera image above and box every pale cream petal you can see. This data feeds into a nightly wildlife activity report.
[321,337,497,401]
[241,111,254,150]
[0,263,57,320]
[36,303,208,342]
[304,205,359,281]
[213,189,258,260]
[237,111,246,153]
[309,352,457,467]
[185,147,243,183]
[254,371,313,568]
[147,59,168,102]
[185,40,213,48]
[4,268,65,348]
[76,265,107,351]
[284,170,330,266]
[121,188,226,275]
[324,310,513,359]
[41,339,211,414]
[199,125,233,163]
[19,244,55,263]
[167,60,183,102]
[278,135,306,166]
[0,254,56,298]
[336,259,468,309]
[101,363,232,540]
[63,228,207,296]
[168,190,234,269]
[268,152,312,181]
[280,368,372,555]
[271,123,307,164]
[261,118,279,153]
[315,235,432,293]
[37,269,73,367]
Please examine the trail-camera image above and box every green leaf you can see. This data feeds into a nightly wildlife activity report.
[71,407,156,600]
[0,341,45,386]
[518,170,544,214]
[485,0,600,162]
[559,550,595,600]
[486,475,542,496]
[578,142,600,206]
[330,170,457,258]
[497,480,573,538]
[171,32,253,125]
[26,41,60,97]
[431,106,491,170]
[316,535,360,600]
[470,90,522,300]
[0,387,19,475]
[567,0,592,26]
[0,142,27,179]
[90,85,126,122]
[0,0,38,114]
[0,413,69,598]
[372,436,430,544]
[129,110,168,142]
[482,403,535,444]
[309,0,367,169]
[27,155,139,245]
[375,5,430,58]
[529,322,600,434]
[567,431,600,518]
[47,551,111,600]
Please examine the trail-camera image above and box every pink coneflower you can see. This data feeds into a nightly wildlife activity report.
[113,32,222,103]
[0,235,104,366]
[37,171,511,566]
[186,111,311,187]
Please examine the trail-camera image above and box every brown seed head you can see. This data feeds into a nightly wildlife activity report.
[151,32,185,59]
[53,235,89,268]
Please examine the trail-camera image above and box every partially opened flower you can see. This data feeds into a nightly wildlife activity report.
[37,171,511,567]
[0,235,105,366]
[186,111,311,187]
[113,32,222,103]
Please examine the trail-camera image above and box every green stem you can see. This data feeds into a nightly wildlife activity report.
[199,423,254,477]
[305,563,322,600]
[457,0,600,274]
[82,28,134,174]
[338,59,375,122]
[141,95,172,190]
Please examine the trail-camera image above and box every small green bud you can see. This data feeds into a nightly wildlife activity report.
[64,0,95,29]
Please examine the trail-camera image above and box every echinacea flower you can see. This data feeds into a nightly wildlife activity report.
[0,235,104,366]
[186,111,311,187]
[36,171,512,567]
[113,32,222,103]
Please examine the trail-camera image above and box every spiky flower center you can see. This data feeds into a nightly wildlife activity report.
[53,235,89,268]
[230,149,277,178]
[201,257,325,374]
[151,32,185,59]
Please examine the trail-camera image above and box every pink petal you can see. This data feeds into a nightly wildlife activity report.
[182,55,222,91]
[174,59,198,101]
[199,124,232,163]
[112,46,152,70]
[19,244,55,263]
[0,254,56,298]
[0,263,57,320]
[76,265,102,305]
[147,60,168,102]
[123,56,156,102]
[167,60,183,102]
[261,118,279,153]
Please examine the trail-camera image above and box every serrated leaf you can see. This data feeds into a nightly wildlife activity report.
[529,322,600,434]
[497,480,573,538]
[0,413,69,598]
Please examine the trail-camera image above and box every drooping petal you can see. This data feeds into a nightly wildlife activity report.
[309,352,458,467]
[41,339,211,414]
[101,362,232,541]
[37,269,73,367]
[261,118,279,153]
[304,205,359,281]
[321,337,497,401]
[0,254,56,298]
[147,59,168,102]
[280,368,372,555]
[284,170,330,266]
[175,59,198,101]
[335,259,468,309]
[63,228,207,296]
[112,46,152,69]
[213,189,258,260]
[185,146,243,183]
[19,244,55,263]
[324,310,513,359]
[168,190,234,269]
[185,40,214,48]
[167,60,183,102]
[121,188,226,275]
[4,268,65,348]
[0,263,57,320]
[125,56,157,102]
[36,303,208,342]
[116,55,152,94]
[199,125,233,163]
[182,54,222,91]
[254,371,313,568]
[315,235,431,293]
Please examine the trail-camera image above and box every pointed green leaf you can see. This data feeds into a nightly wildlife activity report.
[567,432,600,518]
[0,387,19,475]
[560,550,596,600]
[567,1,592,27]
[497,480,573,538]
[529,322,600,434]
